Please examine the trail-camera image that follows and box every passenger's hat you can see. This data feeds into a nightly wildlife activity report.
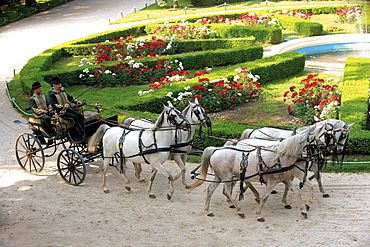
[32,81,42,90]
[51,75,62,84]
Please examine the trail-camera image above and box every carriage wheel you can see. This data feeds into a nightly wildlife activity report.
[57,149,86,186]
[15,133,45,174]
[69,143,87,154]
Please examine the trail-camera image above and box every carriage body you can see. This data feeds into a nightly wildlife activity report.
[15,105,118,186]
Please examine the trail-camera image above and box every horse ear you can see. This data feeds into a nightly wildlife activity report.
[194,97,199,104]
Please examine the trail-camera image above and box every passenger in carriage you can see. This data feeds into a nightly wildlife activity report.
[48,75,85,136]
[28,81,54,136]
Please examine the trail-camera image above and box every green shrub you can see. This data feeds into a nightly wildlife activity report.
[278,16,323,36]
[213,25,282,44]
[340,57,370,154]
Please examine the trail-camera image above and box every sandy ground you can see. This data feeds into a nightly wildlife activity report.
[1,1,370,246]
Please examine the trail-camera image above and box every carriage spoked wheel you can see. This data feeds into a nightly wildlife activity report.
[15,133,45,174]
[57,149,86,186]
[69,143,87,154]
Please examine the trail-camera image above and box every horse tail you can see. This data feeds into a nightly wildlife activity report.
[87,124,110,153]
[186,147,217,191]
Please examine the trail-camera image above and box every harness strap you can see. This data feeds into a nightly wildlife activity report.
[239,152,249,200]
[138,129,158,164]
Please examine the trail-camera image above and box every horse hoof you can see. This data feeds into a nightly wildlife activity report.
[323,194,330,198]
[301,212,308,219]
[284,205,292,209]
[167,194,172,200]
[257,217,265,222]
[271,190,278,194]
[104,189,110,194]
[238,213,245,219]
[149,194,156,199]
[125,186,131,192]
[207,213,214,217]
[229,205,236,209]
[305,204,310,211]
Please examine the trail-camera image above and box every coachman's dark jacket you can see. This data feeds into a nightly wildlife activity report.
[48,88,78,114]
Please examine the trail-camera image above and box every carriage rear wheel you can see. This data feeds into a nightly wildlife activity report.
[57,149,86,186]
[15,133,45,174]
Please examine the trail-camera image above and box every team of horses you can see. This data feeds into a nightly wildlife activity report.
[87,99,353,221]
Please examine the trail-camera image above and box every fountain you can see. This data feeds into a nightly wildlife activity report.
[265,3,370,71]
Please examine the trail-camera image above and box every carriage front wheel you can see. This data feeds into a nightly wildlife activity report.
[57,149,86,186]
[15,133,45,174]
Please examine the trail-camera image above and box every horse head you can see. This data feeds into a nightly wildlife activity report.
[186,98,210,128]
[321,120,353,155]
[164,104,190,130]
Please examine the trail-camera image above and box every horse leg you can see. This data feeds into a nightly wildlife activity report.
[102,159,111,193]
[133,162,145,183]
[148,169,158,199]
[312,163,329,197]
[256,181,278,222]
[244,182,261,204]
[225,181,237,208]
[283,179,308,219]
[171,153,187,186]
[205,175,221,217]
[291,169,314,210]
[281,175,294,209]
[149,162,175,200]
[223,182,245,218]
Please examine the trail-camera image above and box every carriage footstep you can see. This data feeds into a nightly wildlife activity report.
[284,205,292,209]
[257,217,265,222]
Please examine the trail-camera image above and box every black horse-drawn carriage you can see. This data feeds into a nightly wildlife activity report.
[15,104,117,186]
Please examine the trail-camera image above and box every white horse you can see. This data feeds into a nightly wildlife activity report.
[186,133,318,222]
[226,119,353,198]
[87,104,190,200]
[123,99,211,186]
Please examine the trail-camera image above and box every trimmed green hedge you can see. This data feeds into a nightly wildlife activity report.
[278,16,323,37]
[340,57,370,154]
[213,25,282,43]
[62,37,257,56]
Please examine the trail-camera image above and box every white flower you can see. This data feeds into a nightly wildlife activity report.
[166,92,173,97]
[105,70,112,74]
[79,74,84,78]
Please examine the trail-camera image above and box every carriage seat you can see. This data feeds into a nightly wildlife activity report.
[28,116,42,126]
[83,111,101,122]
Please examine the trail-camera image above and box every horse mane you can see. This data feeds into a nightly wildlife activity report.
[152,109,166,131]
[182,104,191,118]
[240,129,254,139]
[276,133,309,157]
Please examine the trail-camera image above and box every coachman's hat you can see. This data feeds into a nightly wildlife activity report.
[32,81,42,90]
[51,74,62,84]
